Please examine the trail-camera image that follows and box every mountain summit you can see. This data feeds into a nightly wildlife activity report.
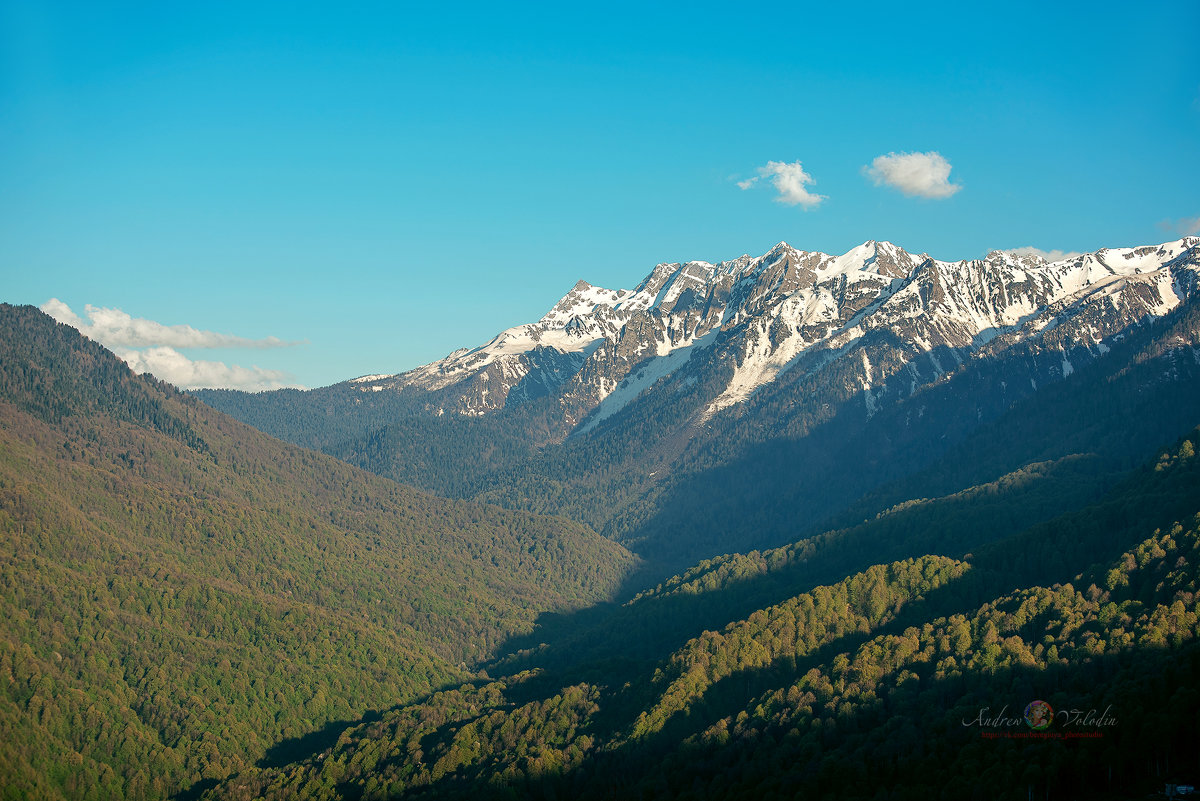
[343,237,1200,429]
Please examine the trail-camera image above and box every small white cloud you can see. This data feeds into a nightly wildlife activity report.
[118,346,300,392]
[41,299,304,391]
[740,161,826,209]
[864,151,962,199]
[1157,215,1200,236]
[999,246,1085,263]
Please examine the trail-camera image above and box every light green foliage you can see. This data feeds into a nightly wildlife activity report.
[0,305,634,800]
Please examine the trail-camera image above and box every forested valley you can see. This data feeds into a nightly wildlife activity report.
[207,430,1200,800]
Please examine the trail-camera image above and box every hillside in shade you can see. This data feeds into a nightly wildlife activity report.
[0,304,634,801]
[203,428,1200,800]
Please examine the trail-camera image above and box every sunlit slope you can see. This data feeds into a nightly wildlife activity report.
[0,304,634,800]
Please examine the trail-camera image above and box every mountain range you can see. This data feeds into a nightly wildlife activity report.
[198,236,1200,574]
[351,237,1198,425]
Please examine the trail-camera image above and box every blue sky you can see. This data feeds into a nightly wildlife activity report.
[3,0,1198,390]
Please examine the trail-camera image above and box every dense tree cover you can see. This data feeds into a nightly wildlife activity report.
[326,411,557,501]
[203,554,969,801]
[0,304,208,452]
[190,385,428,454]
[618,517,1200,800]
[205,431,1200,800]
[480,450,1173,680]
[488,421,1200,692]
[0,305,634,800]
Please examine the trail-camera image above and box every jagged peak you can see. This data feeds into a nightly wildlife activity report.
[984,248,1044,265]
[758,241,804,265]
[634,261,683,294]
[856,238,906,254]
[750,242,799,272]
[828,240,885,274]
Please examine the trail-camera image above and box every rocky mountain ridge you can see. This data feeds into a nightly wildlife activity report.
[346,237,1199,435]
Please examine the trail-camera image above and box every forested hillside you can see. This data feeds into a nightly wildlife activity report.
[205,429,1200,800]
[0,304,634,800]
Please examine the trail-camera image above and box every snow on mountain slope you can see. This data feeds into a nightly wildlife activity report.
[703,238,1200,416]
[346,237,1200,428]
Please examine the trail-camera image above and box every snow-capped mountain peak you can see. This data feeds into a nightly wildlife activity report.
[348,237,1200,429]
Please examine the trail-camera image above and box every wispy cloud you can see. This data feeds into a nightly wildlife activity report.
[41,300,300,349]
[41,299,304,392]
[1157,215,1200,237]
[739,160,826,209]
[998,246,1084,263]
[864,151,961,199]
